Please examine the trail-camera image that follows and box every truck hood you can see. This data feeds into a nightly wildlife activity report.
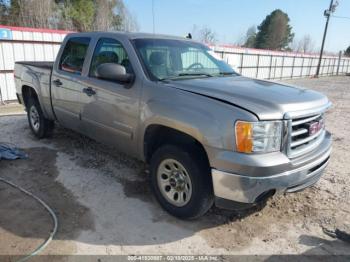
[166,76,329,120]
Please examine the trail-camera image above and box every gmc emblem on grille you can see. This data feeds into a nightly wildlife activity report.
[308,120,324,136]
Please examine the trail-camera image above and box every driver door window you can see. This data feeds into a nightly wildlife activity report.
[89,38,132,79]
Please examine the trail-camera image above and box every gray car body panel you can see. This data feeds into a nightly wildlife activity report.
[14,31,332,206]
[168,76,329,120]
[14,63,54,119]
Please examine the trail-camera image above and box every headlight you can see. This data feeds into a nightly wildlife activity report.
[235,121,282,153]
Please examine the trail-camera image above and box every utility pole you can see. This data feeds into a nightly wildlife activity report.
[315,0,339,77]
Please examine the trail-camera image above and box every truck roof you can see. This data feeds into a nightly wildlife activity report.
[65,31,199,42]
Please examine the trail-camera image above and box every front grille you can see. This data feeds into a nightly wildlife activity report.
[287,113,326,158]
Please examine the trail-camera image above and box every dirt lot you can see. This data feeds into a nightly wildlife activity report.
[0,76,349,258]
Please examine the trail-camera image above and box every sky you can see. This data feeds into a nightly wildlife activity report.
[123,0,350,52]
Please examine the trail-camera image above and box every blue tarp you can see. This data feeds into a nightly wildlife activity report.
[0,144,27,160]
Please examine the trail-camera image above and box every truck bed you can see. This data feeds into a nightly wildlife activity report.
[15,61,54,70]
[14,61,54,115]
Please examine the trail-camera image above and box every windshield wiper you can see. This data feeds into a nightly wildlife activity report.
[158,73,213,81]
[177,73,213,77]
[218,71,237,76]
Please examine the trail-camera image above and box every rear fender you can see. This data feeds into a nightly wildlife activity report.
[20,68,50,118]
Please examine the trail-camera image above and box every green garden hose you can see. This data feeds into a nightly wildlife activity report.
[0,177,58,262]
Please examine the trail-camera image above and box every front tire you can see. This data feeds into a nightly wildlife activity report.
[150,144,214,219]
[26,97,54,138]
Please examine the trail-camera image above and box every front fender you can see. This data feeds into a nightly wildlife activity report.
[137,81,258,162]
[139,98,226,156]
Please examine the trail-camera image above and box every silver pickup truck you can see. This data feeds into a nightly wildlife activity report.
[14,32,332,219]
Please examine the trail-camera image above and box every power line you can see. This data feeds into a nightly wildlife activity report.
[331,15,350,20]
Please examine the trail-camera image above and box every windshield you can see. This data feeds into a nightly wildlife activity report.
[133,38,238,81]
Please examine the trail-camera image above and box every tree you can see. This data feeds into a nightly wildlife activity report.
[0,0,138,32]
[92,0,138,32]
[199,26,217,44]
[243,26,256,48]
[94,0,117,31]
[190,24,200,40]
[255,9,294,50]
[345,46,350,57]
[0,0,8,24]
[62,0,95,31]
[113,1,139,32]
[1,0,58,28]
[296,35,314,53]
[190,25,217,44]
[290,35,315,53]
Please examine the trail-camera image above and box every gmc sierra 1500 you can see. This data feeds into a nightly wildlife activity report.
[14,32,332,219]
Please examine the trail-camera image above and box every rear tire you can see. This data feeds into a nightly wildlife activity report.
[150,144,214,219]
[26,97,54,138]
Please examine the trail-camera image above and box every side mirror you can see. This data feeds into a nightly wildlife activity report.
[96,63,134,84]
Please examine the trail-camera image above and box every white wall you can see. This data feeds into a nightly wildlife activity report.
[211,45,350,80]
[0,26,67,102]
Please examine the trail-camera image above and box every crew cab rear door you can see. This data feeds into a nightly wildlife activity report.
[51,36,92,131]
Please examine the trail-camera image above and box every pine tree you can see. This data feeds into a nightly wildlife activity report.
[255,9,294,50]
[243,26,257,48]
[63,0,95,31]
[345,46,350,57]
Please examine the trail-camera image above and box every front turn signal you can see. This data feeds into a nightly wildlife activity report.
[235,121,253,153]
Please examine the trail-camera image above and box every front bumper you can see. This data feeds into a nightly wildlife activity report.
[211,131,332,207]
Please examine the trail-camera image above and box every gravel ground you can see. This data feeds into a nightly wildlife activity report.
[0,102,25,116]
[0,76,349,259]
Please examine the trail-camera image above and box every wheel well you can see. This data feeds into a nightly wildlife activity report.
[22,85,38,108]
[144,125,210,166]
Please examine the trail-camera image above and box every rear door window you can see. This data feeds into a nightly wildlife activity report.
[59,37,90,75]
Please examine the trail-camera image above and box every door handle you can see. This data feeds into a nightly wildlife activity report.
[82,87,96,97]
[53,79,62,87]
